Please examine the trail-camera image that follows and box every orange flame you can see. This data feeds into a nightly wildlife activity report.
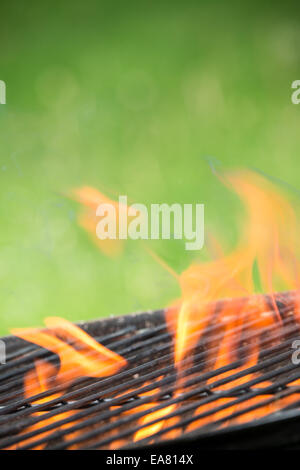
[9,318,127,450]
[11,169,298,449]
[66,171,300,445]
[24,359,61,405]
[70,186,130,257]
[6,360,80,450]
[12,317,127,386]
[134,404,177,442]
[186,393,300,434]
[168,170,300,366]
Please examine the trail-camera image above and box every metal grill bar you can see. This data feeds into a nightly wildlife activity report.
[1,320,298,449]
[124,383,300,450]
[1,291,300,450]
[0,323,172,407]
[0,305,295,419]
[1,298,295,409]
[0,323,166,385]
[55,345,300,450]
[2,326,136,369]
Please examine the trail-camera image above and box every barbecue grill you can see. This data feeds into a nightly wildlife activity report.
[1,290,300,450]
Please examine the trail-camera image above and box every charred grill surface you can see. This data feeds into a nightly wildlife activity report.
[1,292,300,449]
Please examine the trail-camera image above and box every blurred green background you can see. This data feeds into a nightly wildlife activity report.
[0,0,299,334]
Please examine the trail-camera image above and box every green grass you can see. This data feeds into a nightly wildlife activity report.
[0,0,299,334]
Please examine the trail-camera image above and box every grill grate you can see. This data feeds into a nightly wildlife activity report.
[1,292,300,450]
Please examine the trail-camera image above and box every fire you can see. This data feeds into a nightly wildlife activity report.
[132,378,180,443]
[168,170,300,366]
[9,318,127,450]
[6,360,80,450]
[186,393,300,434]
[134,404,178,442]
[9,170,299,449]
[12,317,127,385]
[24,359,61,405]
[70,186,128,257]
[152,170,300,441]
[69,172,300,374]
[67,170,300,445]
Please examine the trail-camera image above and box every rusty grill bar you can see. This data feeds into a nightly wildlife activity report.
[1,291,300,450]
